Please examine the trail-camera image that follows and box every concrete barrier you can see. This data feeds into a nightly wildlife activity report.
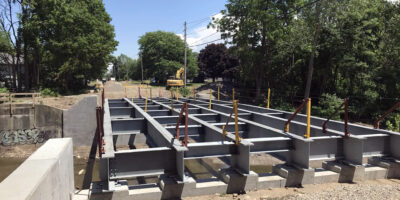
[0,138,74,200]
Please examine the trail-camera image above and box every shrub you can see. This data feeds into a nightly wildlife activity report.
[178,87,191,97]
[0,87,9,93]
[313,93,344,120]
[40,88,60,97]
[381,113,400,132]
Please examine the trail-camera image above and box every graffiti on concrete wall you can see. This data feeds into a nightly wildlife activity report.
[0,129,56,145]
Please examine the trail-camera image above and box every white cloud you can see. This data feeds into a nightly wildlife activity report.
[177,13,224,52]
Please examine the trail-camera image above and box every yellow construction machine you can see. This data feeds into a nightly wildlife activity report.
[166,67,184,89]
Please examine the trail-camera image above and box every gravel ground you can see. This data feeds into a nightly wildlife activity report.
[185,179,400,200]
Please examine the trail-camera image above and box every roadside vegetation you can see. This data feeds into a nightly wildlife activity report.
[1,0,400,130]
[0,0,118,93]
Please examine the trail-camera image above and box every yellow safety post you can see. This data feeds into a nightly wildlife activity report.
[222,125,227,138]
[285,123,290,133]
[267,88,271,109]
[124,87,127,98]
[218,87,220,100]
[144,90,148,112]
[304,98,311,138]
[232,88,235,102]
[176,88,179,100]
[209,89,212,109]
[234,100,241,145]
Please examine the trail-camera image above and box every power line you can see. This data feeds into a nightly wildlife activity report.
[190,32,219,45]
[189,38,224,47]
[187,27,210,36]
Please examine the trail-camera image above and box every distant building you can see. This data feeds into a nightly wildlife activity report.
[0,53,24,89]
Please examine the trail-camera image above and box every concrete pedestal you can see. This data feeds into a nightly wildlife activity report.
[220,168,258,194]
[322,161,365,182]
[273,164,315,187]
[368,157,400,178]
[257,173,286,189]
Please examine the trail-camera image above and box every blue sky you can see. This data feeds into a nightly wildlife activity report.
[103,0,228,59]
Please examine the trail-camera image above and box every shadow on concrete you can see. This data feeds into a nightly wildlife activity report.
[82,129,98,189]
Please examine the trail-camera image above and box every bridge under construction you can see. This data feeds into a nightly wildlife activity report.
[91,93,400,200]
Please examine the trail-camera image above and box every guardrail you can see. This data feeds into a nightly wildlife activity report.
[1,93,40,116]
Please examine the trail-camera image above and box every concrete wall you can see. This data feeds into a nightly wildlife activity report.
[63,96,98,146]
[0,138,74,200]
[0,104,63,145]
[0,95,98,147]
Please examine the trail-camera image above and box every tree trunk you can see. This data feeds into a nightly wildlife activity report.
[304,1,322,100]
[11,57,16,90]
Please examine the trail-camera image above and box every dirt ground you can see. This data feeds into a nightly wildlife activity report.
[0,144,43,158]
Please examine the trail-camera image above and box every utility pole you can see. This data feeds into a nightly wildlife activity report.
[141,52,144,84]
[184,21,187,87]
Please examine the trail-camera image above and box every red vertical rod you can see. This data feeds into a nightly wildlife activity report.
[175,103,186,139]
[96,106,103,157]
[184,103,189,147]
[375,101,400,129]
[101,88,105,109]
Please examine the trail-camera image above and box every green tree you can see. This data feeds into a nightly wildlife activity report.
[213,0,296,100]
[198,43,227,82]
[115,54,137,81]
[22,0,118,92]
[138,31,198,84]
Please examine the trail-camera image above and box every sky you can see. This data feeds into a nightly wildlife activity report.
[103,0,228,59]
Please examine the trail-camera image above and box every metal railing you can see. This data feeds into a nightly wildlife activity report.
[284,98,311,138]
[222,100,242,145]
[96,106,105,157]
[322,98,349,137]
[375,101,400,129]
[175,102,189,146]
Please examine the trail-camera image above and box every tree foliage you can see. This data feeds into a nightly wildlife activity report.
[138,31,198,83]
[0,0,117,92]
[22,0,118,91]
[212,0,400,126]
[114,54,138,81]
[197,43,239,82]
